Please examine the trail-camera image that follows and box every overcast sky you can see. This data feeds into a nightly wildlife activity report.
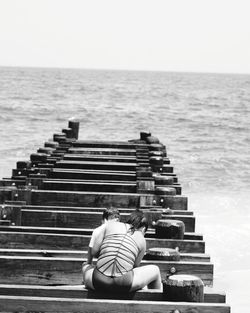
[0,0,249,74]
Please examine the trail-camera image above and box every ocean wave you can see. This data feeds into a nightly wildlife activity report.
[51,93,66,99]
[0,67,249,194]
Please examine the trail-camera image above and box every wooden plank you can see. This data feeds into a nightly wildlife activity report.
[42,180,137,193]
[72,140,143,149]
[0,256,213,285]
[0,179,26,187]
[63,154,138,163]
[22,205,194,215]
[0,295,230,313]
[21,210,108,229]
[42,178,137,185]
[0,284,225,303]
[0,225,202,240]
[21,210,195,232]
[50,169,137,181]
[161,173,178,183]
[158,195,188,210]
[0,231,205,252]
[141,194,188,210]
[62,154,172,166]
[162,184,181,195]
[29,190,188,210]
[0,249,210,262]
[30,190,141,208]
[21,204,144,213]
[162,165,174,173]
[21,205,175,214]
[68,147,137,156]
[54,160,137,171]
[0,220,11,226]
[12,168,51,178]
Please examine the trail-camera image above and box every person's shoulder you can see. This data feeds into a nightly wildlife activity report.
[133,230,146,247]
[106,220,124,229]
[89,224,106,248]
[105,221,126,233]
[92,223,106,236]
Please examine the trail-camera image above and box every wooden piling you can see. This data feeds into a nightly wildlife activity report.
[68,118,80,139]
[163,274,204,302]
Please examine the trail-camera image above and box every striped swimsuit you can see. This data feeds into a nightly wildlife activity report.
[93,224,139,293]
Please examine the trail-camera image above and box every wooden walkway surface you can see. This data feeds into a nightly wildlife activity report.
[0,120,231,312]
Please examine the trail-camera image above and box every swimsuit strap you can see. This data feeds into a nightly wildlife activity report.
[96,223,139,277]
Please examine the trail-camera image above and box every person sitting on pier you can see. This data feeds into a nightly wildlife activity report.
[82,209,162,293]
[86,207,121,265]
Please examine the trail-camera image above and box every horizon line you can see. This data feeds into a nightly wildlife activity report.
[1,64,250,76]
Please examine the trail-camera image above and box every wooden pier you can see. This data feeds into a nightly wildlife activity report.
[0,119,230,312]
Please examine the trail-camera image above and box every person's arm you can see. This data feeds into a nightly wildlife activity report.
[86,224,106,264]
[134,237,146,268]
[86,246,94,265]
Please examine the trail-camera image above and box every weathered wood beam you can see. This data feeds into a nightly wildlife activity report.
[30,190,141,208]
[0,249,210,262]
[72,140,145,149]
[50,169,137,181]
[0,284,226,303]
[68,147,137,156]
[0,295,230,312]
[27,190,188,210]
[42,180,137,193]
[63,154,170,165]
[22,205,193,215]
[20,210,195,232]
[156,195,188,210]
[63,154,138,163]
[0,256,213,285]
[0,179,26,187]
[0,225,202,240]
[162,165,174,173]
[0,231,205,252]
[54,160,137,171]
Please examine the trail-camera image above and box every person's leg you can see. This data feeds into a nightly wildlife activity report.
[82,263,95,290]
[130,265,162,291]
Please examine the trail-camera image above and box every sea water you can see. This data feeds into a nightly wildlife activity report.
[0,66,249,312]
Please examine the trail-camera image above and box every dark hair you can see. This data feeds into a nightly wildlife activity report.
[126,209,148,233]
[102,207,120,221]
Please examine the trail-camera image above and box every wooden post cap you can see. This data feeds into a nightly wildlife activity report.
[155,186,176,196]
[145,247,180,261]
[53,133,66,142]
[149,156,164,166]
[149,156,164,172]
[146,136,160,144]
[163,274,204,302]
[37,147,55,154]
[148,143,164,151]
[30,153,47,163]
[149,150,164,157]
[155,219,185,239]
[44,141,59,148]
[154,175,174,185]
